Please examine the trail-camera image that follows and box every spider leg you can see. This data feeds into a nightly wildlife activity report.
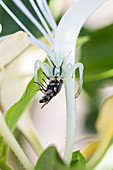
[34,60,51,84]
[65,62,84,98]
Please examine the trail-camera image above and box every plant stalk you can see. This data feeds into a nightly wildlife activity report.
[0,111,34,170]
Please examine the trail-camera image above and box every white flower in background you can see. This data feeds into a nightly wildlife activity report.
[0,0,108,166]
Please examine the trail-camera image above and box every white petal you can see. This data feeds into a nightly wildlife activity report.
[54,0,108,64]
[0,31,29,68]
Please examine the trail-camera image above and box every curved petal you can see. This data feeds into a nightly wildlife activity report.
[54,0,108,59]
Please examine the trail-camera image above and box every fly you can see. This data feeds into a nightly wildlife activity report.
[34,72,63,109]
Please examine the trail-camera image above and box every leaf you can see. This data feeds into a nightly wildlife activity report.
[0,137,4,158]
[81,24,113,76]
[0,137,8,163]
[0,137,12,169]
[34,146,87,170]
[34,146,66,170]
[76,36,89,47]
[70,150,86,168]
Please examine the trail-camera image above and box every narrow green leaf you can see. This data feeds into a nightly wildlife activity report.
[70,150,86,168]
[0,137,4,158]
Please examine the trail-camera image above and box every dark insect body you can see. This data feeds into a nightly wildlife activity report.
[34,73,63,109]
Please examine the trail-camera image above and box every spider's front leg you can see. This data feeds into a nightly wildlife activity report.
[34,59,51,83]
[65,62,84,98]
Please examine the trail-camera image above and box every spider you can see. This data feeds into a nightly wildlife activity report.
[34,51,84,108]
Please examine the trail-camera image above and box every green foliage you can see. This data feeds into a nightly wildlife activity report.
[81,24,113,75]
[79,24,113,132]
[70,150,86,168]
[0,137,12,170]
[34,146,86,170]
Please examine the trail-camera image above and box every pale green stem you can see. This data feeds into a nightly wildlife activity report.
[17,112,43,156]
[64,77,75,165]
[0,111,34,170]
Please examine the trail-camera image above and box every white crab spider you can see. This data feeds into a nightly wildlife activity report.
[34,51,83,107]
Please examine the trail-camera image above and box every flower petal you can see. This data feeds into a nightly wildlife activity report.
[0,31,29,68]
[54,0,108,61]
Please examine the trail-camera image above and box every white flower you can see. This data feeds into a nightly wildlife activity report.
[0,0,108,165]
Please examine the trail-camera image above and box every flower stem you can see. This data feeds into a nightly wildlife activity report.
[64,77,75,165]
[0,111,34,170]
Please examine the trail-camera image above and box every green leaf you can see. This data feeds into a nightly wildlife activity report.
[0,137,4,158]
[76,36,90,47]
[81,24,113,76]
[34,146,66,170]
[70,150,86,168]
[0,138,12,170]
[79,24,113,131]
[34,146,87,170]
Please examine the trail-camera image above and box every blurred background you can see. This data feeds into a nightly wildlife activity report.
[0,0,113,169]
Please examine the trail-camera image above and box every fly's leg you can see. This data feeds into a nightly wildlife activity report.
[41,100,49,109]
[65,62,84,98]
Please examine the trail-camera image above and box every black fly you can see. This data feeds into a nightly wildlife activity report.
[34,72,63,109]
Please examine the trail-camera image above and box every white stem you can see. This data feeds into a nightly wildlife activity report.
[29,0,54,42]
[54,0,108,165]
[64,77,75,165]
[12,0,53,47]
[37,0,57,32]
[0,111,34,170]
